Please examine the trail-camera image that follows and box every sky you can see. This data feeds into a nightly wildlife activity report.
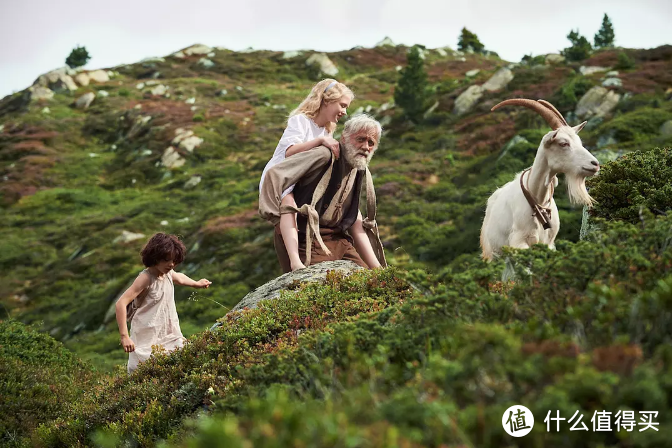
[1,0,671,99]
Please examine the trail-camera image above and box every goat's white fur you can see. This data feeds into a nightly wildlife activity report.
[480,122,599,260]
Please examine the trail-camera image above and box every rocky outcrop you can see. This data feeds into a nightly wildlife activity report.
[211,260,364,329]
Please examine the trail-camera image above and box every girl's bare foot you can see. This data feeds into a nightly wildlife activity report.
[290,260,306,271]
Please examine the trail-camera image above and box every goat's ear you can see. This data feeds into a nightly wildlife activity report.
[573,121,587,134]
[550,129,560,141]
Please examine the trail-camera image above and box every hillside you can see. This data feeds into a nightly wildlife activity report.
[1,40,672,446]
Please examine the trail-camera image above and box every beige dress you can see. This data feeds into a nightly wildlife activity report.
[128,269,186,373]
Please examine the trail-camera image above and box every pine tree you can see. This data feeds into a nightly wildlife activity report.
[65,46,91,69]
[562,30,592,62]
[394,46,430,123]
[457,28,485,54]
[594,14,615,48]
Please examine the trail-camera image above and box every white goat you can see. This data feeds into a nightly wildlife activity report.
[480,99,600,261]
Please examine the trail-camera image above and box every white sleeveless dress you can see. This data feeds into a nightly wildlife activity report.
[128,269,186,373]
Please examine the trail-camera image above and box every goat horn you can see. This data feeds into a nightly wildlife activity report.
[491,98,565,130]
[538,99,569,127]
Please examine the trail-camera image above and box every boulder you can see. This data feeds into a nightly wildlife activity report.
[74,92,95,109]
[453,85,484,115]
[306,53,339,76]
[211,260,364,329]
[482,67,514,92]
[575,86,621,119]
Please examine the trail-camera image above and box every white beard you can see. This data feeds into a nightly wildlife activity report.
[566,173,594,206]
[342,141,372,171]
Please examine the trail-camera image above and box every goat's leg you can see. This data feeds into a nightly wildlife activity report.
[508,231,532,250]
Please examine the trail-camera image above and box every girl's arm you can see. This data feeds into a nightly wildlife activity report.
[115,273,151,352]
[351,211,382,269]
[172,271,212,289]
[285,136,326,157]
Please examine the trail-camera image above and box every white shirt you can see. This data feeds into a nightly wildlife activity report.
[259,113,328,198]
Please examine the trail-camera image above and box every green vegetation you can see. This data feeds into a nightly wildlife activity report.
[1,39,671,447]
[66,45,91,69]
[394,46,430,123]
[563,30,593,62]
[594,14,615,49]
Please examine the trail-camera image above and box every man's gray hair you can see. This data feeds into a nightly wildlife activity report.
[341,114,382,143]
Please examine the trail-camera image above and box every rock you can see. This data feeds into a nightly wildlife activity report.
[185,97,196,104]
[30,86,54,101]
[235,86,243,91]
[602,78,622,88]
[198,58,215,68]
[126,115,152,140]
[395,65,402,71]
[282,50,302,59]
[184,175,202,189]
[150,84,168,96]
[217,89,228,96]
[42,107,50,114]
[182,44,213,56]
[207,52,215,57]
[579,66,609,76]
[136,82,145,90]
[379,115,392,127]
[0,125,3,133]
[240,47,256,53]
[416,48,426,60]
[545,54,565,64]
[161,220,169,226]
[575,86,621,119]
[211,260,364,329]
[660,120,672,137]
[497,135,529,161]
[172,51,185,59]
[75,73,90,86]
[305,53,339,76]
[466,69,480,77]
[75,92,95,109]
[162,146,185,168]
[141,57,166,63]
[606,70,619,77]
[453,85,484,115]
[33,67,78,92]
[436,48,448,57]
[145,80,159,86]
[482,67,514,91]
[375,36,395,47]
[97,90,109,98]
[423,100,439,118]
[113,230,145,244]
[87,70,110,83]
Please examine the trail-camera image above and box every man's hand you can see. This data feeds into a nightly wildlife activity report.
[121,335,135,353]
[195,278,212,289]
[321,136,340,159]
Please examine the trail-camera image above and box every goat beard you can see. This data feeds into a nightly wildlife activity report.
[342,140,373,171]
[566,173,594,206]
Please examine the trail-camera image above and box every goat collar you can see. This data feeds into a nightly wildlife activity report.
[520,168,554,230]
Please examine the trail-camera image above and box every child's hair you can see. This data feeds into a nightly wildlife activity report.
[140,233,186,267]
[289,79,354,134]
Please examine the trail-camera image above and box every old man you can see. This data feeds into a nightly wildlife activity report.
[259,114,387,273]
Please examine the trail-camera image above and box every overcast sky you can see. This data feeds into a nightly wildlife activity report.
[1,0,671,99]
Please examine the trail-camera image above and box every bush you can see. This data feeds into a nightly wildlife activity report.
[65,46,91,69]
[394,46,430,123]
[457,27,485,54]
[562,30,592,62]
[615,51,636,70]
[587,147,672,222]
[0,320,96,446]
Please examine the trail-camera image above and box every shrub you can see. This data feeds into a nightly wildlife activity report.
[587,147,672,222]
[65,46,91,69]
[0,320,96,446]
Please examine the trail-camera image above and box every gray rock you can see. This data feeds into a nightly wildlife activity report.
[305,53,339,76]
[75,92,95,109]
[453,85,484,115]
[375,36,395,47]
[30,86,54,101]
[579,66,609,76]
[605,70,619,77]
[545,54,565,65]
[282,50,302,59]
[211,260,364,330]
[602,77,622,88]
[659,120,672,137]
[497,135,529,161]
[575,86,621,119]
[466,69,480,77]
[184,175,202,189]
[198,58,215,68]
[162,147,185,168]
[113,230,145,244]
[482,67,514,92]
